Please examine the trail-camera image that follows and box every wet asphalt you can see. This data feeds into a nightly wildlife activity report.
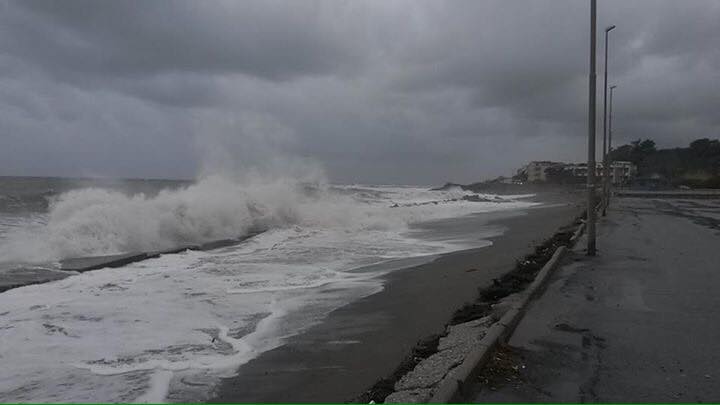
[469,197,720,403]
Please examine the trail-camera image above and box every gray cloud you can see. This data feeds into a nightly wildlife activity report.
[2,1,365,81]
[0,0,718,184]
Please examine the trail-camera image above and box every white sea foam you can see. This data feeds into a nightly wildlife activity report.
[0,244,383,403]
[0,176,305,262]
[0,178,539,402]
[0,177,534,263]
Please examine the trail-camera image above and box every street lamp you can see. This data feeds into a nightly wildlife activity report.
[587,0,598,256]
[602,24,615,217]
[607,85,617,195]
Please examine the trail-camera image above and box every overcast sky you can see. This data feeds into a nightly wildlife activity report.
[1,0,718,184]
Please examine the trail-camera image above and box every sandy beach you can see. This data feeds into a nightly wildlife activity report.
[210,190,582,402]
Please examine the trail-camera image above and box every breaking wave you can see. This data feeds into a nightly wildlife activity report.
[0,176,341,261]
[0,175,508,263]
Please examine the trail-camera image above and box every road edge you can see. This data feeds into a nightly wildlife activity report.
[427,221,582,403]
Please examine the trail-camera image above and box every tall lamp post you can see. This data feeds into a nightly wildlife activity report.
[607,85,617,195]
[587,0,598,256]
[602,24,616,217]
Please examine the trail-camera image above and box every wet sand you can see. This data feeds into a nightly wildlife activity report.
[210,191,583,403]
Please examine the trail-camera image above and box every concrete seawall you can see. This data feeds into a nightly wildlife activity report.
[0,230,264,293]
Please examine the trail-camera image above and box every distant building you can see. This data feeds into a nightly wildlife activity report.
[517,160,636,185]
[607,161,636,185]
[524,161,565,182]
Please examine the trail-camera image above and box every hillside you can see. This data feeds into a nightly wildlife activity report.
[609,138,720,188]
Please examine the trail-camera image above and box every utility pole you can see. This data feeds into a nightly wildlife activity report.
[608,85,617,195]
[601,25,616,217]
[586,0,598,256]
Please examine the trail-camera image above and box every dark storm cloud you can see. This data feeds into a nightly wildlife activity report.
[0,0,718,183]
[2,0,364,81]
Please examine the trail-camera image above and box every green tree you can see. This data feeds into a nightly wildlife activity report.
[610,137,720,185]
[689,138,720,158]
[611,138,657,168]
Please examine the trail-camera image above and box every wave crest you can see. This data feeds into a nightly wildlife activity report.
[0,176,535,263]
[1,176,322,262]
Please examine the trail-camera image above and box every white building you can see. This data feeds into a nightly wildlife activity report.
[606,161,636,185]
[561,161,636,184]
[518,160,636,184]
[524,161,564,182]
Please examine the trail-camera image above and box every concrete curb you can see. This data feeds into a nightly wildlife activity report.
[570,222,585,244]
[615,190,720,199]
[427,221,584,403]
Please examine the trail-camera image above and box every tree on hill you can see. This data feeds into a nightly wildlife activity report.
[689,138,720,158]
[609,138,656,168]
[632,139,657,154]
[610,137,720,187]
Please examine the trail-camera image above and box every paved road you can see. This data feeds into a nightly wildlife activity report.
[470,197,720,403]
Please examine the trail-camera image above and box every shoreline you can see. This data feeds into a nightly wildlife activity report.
[209,191,582,402]
[0,185,554,294]
[0,188,579,402]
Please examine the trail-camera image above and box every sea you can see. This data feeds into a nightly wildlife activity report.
[0,175,538,402]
